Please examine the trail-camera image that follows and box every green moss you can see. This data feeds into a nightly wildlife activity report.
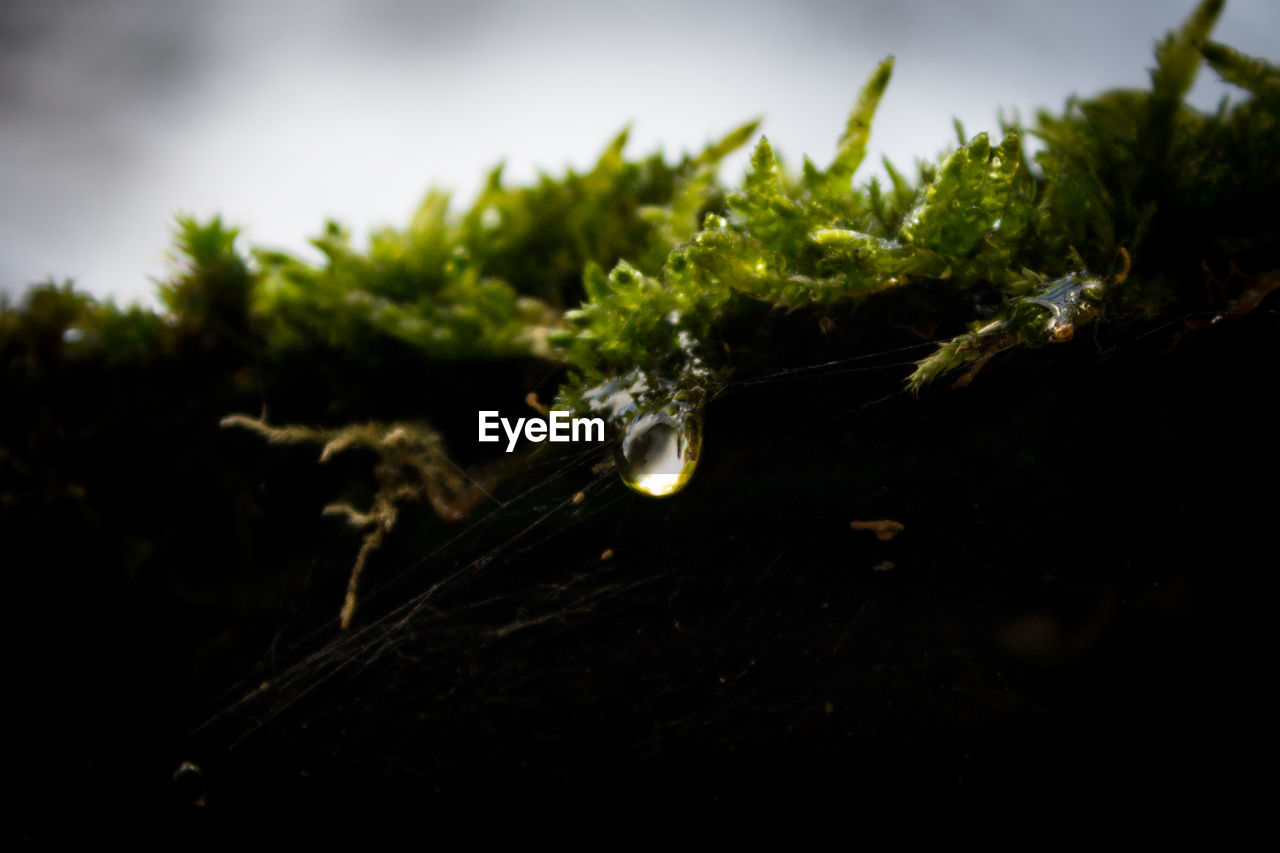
[4,0,1277,624]
[551,0,1276,405]
[13,1,1272,403]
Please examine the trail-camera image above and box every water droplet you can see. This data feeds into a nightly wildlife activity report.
[578,333,710,499]
[616,407,701,498]
[702,213,728,231]
[172,760,207,807]
[1020,273,1104,342]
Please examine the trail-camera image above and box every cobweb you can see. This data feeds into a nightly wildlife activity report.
[182,305,1273,803]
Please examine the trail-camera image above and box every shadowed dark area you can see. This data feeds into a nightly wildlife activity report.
[8,283,1275,822]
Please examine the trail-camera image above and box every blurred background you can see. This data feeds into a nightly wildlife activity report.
[2,0,1277,306]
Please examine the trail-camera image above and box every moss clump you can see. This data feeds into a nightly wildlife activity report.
[554,0,1276,403]
[4,0,1276,628]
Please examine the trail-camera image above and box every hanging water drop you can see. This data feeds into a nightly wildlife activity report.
[616,407,701,497]
[171,760,207,808]
[575,318,711,498]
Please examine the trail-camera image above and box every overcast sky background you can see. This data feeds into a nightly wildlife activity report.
[2,0,1277,306]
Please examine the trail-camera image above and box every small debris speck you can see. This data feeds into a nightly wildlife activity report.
[850,519,905,541]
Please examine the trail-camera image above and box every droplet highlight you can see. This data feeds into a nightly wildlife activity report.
[616,408,701,497]
[576,322,710,498]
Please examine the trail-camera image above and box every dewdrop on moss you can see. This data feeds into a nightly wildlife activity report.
[616,408,702,497]
[579,331,708,498]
